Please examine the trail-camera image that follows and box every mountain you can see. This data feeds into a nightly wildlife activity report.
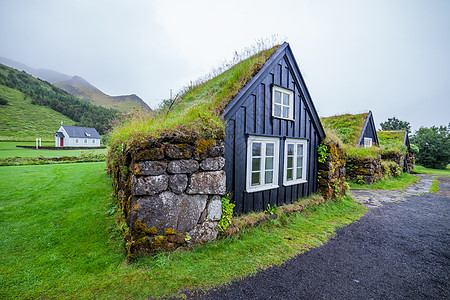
[0,57,151,113]
[0,56,71,83]
[54,76,151,112]
[0,63,118,135]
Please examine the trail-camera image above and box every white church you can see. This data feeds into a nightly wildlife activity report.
[54,125,101,147]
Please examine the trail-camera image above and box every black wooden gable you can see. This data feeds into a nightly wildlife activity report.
[356,111,379,147]
[223,42,325,140]
[223,42,325,215]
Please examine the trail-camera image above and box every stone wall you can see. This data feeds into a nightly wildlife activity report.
[346,156,383,184]
[318,142,347,200]
[381,150,415,174]
[110,137,225,256]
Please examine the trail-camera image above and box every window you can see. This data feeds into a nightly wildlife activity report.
[75,138,78,143]
[246,136,280,192]
[92,139,95,143]
[364,137,372,148]
[272,85,294,120]
[84,139,87,143]
[283,139,308,186]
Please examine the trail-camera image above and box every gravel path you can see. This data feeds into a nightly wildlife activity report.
[187,175,449,299]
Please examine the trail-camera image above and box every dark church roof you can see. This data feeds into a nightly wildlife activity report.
[60,125,101,139]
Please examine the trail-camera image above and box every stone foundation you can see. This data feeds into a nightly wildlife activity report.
[110,137,225,255]
[318,142,347,200]
[346,156,383,184]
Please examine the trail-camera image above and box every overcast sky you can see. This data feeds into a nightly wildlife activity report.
[1,0,449,132]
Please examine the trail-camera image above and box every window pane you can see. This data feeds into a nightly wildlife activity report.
[265,157,273,170]
[265,171,273,184]
[297,167,303,179]
[287,157,293,168]
[297,144,303,155]
[275,91,281,104]
[283,93,289,105]
[287,144,294,155]
[297,155,303,168]
[282,107,289,118]
[252,142,261,156]
[274,104,281,117]
[287,169,293,180]
[266,143,274,156]
[251,172,260,186]
[252,158,261,171]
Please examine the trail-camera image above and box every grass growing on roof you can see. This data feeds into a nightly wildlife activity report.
[320,113,368,145]
[377,130,407,156]
[109,45,280,146]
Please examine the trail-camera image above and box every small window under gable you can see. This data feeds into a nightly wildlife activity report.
[246,136,280,193]
[272,85,294,120]
[364,137,373,148]
[283,139,308,186]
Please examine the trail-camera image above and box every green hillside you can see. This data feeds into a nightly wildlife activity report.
[55,76,151,113]
[0,64,119,135]
[0,84,76,141]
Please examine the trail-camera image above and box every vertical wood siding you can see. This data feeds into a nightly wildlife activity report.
[224,53,323,215]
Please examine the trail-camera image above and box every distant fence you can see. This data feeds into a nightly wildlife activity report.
[16,146,106,150]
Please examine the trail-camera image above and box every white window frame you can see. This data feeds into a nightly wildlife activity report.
[283,138,308,186]
[364,137,373,148]
[246,136,280,193]
[75,138,78,143]
[272,85,294,120]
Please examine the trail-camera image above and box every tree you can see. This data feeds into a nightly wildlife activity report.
[380,117,411,133]
[411,125,449,169]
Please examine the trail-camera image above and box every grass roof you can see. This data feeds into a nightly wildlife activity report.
[377,130,405,147]
[109,45,280,146]
[320,113,368,146]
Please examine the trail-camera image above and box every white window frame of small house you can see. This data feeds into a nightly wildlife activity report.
[272,85,294,120]
[246,136,280,193]
[364,137,373,148]
[283,139,308,186]
[84,139,87,143]
[92,139,95,143]
[75,138,79,143]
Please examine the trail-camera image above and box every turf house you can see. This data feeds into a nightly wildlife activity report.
[107,42,326,254]
[377,130,415,173]
[320,111,379,148]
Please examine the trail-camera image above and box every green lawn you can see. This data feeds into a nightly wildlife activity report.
[0,141,106,159]
[412,164,450,175]
[0,162,366,299]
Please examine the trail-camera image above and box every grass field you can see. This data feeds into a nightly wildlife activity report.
[0,141,106,160]
[0,84,76,141]
[0,162,367,299]
[412,164,450,176]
